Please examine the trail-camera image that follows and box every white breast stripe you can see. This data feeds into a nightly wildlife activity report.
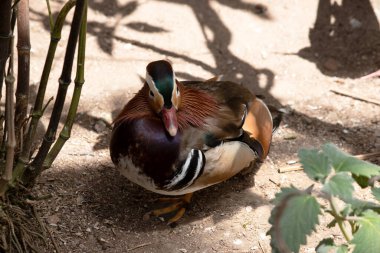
[164,149,205,190]
[183,150,204,188]
[164,150,194,189]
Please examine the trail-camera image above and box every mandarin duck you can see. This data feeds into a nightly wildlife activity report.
[110,60,278,224]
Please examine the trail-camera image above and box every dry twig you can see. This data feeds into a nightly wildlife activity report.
[269,178,280,187]
[278,165,303,173]
[127,242,152,251]
[258,240,266,253]
[330,88,380,106]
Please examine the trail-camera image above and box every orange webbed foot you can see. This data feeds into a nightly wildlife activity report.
[143,193,193,225]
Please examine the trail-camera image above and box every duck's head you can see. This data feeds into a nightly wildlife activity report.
[146,60,181,137]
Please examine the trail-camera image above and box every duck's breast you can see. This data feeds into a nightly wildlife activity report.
[110,117,181,190]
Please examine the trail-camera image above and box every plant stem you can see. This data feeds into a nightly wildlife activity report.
[0,38,16,197]
[0,1,13,158]
[25,0,85,185]
[329,196,352,242]
[45,0,54,31]
[15,0,30,152]
[44,0,87,169]
[0,10,17,161]
[11,0,76,187]
[0,0,12,96]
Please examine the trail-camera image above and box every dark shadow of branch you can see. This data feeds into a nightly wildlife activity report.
[298,0,380,78]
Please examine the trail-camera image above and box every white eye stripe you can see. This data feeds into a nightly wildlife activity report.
[145,73,157,91]
[146,72,164,102]
[171,73,180,108]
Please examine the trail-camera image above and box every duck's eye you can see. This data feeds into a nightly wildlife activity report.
[149,90,154,97]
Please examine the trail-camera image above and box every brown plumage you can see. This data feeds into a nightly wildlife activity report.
[110,60,279,224]
[113,82,219,130]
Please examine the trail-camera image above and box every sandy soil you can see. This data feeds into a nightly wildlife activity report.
[26,0,380,252]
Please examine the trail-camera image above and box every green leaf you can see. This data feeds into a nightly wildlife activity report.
[352,210,380,253]
[372,188,380,202]
[271,186,301,205]
[341,205,353,217]
[345,198,380,215]
[316,238,348,253]
[317,237,334,247]
[299,148,331,181]
[322,172,354,200]
[320,246,347,253]
[268,188,320,253]
[336,246,349,253]
[322,144,380,184]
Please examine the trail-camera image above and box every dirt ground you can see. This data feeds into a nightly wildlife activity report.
[26,0,380,252]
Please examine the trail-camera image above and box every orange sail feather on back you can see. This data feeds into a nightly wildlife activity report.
[177,82,219,129]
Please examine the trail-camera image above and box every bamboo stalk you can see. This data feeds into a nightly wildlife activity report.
[0,9,16,158]
[45,0,54,31]
[4,73,16,181]
[24,0,86,185]
[11,0,76,187]
[15,0,30,152]
[0,37,15,197]
[0,0,12,95]
[22,0,76,158]
[43,1,87,169]
[0,1,13,162]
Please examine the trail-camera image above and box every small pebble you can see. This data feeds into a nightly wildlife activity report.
[94,120,107,133]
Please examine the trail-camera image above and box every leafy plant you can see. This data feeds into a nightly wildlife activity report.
[268,143,380,253]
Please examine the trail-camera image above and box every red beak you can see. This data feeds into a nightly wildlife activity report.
[161,107,178,137]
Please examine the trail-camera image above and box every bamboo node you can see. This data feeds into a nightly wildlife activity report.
[58,78,71,87]
[50,35,61,42]
[5,75,15,83]
[42,136,56,144]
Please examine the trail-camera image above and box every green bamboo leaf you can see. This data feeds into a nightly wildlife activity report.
[372,188,380,202]
[268,187,320,253]
[316,238,348,253]
[299,148,331,181]
[322,144,380,180]
[322,172,354,200]
[352,210,380,253]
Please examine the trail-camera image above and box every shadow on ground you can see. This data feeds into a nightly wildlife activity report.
[38,162,267,232]
[298,0,380,78]
[29,0,380,239]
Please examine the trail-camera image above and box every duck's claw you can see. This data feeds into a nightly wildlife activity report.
[143,193,193,225]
